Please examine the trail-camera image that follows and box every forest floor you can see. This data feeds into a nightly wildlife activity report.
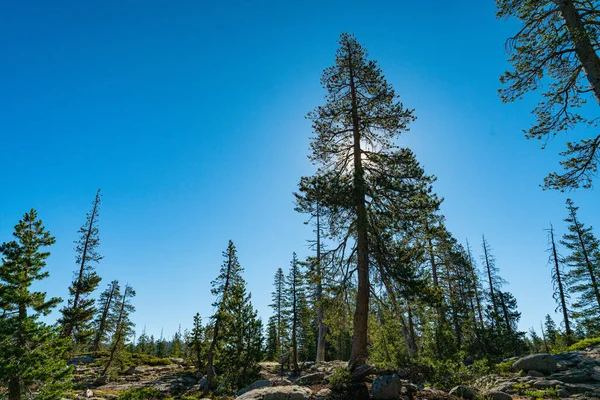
[65,346,600,399]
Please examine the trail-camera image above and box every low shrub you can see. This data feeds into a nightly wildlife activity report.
[566,337,600,352]
[329,367,352,392]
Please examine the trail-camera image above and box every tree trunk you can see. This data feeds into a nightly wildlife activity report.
[92,285,116,352]
[550,224,573,343]
[558,0,600,104]
[64,191,99,339]
[499,292,513,333]
[482,237,499,319]
[466,242,485,331]
[316,200,327,362]
[102,292,126,377]
[348,43,370,368]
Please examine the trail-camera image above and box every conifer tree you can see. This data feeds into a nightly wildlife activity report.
[92,280,120,352]
[60,190,103,347]
[102,284,135,377]
[561,198,600,334]
[218,277,263,392]
[205,240,244,393]
[190,313,206,370]
[481,236,501,325]
[497,0,600,190]
[283,253,304,375]
[548,223,573,343]
[269,267,287,357]
[156,333,168,358]
[544,314,559,349]
[307,32,428,366]
[0,209,71,400]
[136,327,153,355]
[169,326,183,358]
[265,316,278,361]
[294,175,328,361]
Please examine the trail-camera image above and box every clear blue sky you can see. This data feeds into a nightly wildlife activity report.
[1,0,597,340]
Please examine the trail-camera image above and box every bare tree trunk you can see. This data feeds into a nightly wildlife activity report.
[557,0,600,104]
[316,199,327,362]
[64,190,100,339]
[482,236,499,320]
[348,43,370,368]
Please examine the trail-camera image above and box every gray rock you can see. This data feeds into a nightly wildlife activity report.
[83,389,94,398]
[236,385,312,400]
[527,370,546,377]
[550,370,594,383]
[314,388,333,400]
[371,374,401,400]
[295,373,325,386]
[123,366,146,375]
[533,379,563,389]
[351,364,375,382]
[449,385,478,399]
[237,380,273,396]
[557,388,570,398]
[554,352,585,371]
[513,354,557,375]
[487,391,512,400]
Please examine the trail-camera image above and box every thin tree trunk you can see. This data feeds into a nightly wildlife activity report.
[558,0,600,104]
[316,198,327,362]
[482,236,499,319]
[64,191,99,339]
[550,223,573,342]
[102,293,126,377]
[92,285,116,352]
[466,240,485,330]
[348,43,370,368]
[499,292,513,333]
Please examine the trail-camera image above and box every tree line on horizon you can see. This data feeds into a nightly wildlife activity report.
[4,0,600,396]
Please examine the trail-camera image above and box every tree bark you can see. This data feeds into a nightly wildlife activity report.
[557,0,600,104]
[348,43,370,367]
[316,199,327,362]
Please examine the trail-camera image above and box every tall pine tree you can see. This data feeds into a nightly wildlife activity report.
[562,198,600,334]
[0,210,71,400]
[307,32,423,366]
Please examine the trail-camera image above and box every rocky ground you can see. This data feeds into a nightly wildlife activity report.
[66,344,600,400]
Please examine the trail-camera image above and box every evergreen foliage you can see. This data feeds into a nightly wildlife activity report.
[0,210,71,400]
[497,0,600,190]
[562,198,600,335]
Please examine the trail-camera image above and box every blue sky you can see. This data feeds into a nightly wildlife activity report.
[1,0,598,340]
